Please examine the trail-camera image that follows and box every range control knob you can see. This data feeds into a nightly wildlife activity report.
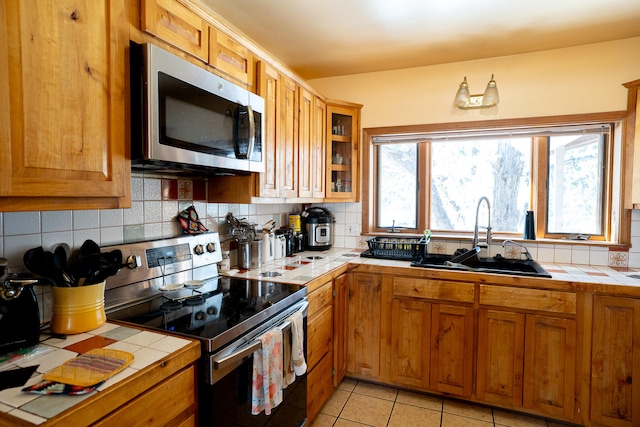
[126,254,142,269]
[194,311,206,321]
[206,242,216,253]
[194,244,205,255]
[207,306,218,316]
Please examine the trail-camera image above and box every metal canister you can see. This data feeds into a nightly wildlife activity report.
[288,214,301,233]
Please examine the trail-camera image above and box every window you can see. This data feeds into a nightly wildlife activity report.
[363,116,623,243]
[546,134,606,236]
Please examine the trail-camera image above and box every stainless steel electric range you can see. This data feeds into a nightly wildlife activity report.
[102,233,308,426]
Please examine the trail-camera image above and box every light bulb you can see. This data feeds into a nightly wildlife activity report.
[454,77,470,108]
[482,74,499,106]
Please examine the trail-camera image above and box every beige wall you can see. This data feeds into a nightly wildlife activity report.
[309,37,640,128]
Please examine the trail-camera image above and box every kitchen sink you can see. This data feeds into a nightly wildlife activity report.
[411,253,552,278]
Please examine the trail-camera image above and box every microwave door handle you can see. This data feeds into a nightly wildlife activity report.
[247,104,255,159]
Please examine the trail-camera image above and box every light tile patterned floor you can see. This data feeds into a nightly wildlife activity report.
[310,379,576,427]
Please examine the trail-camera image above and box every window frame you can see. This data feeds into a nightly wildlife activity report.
[361,112,630,244]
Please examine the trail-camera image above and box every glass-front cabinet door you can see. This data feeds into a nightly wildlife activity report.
[326,101,362,201]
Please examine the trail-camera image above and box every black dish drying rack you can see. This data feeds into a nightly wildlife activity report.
[360,236,429,261]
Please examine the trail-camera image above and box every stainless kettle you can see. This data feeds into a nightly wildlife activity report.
[0,258,41,353]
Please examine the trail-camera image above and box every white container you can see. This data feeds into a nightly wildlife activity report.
[262,232,275,263]
[274,235,286,259]
[218,250,230,272]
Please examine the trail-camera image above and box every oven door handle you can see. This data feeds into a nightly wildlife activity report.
[212,300,308,370]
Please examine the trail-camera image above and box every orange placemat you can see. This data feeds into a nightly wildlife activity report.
[43,348,134,387]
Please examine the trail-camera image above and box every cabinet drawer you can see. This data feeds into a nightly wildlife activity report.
[308,305,333,370]
[308,282,332,318]
[479,285,576,314]
[307,352,334,422]
[142,0,209,61]
[209,28,254,86]
[393,277,475,303]
[93,365,196,426]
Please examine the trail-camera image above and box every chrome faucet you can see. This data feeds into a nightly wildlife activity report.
[502,240,533,260]
[472,197,492,248]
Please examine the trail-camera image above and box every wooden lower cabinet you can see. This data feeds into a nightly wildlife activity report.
[92,365,197,426]
[477,309,577,420]
[523,314,576,419]
[347,272,382,380]
[591,295,640,427]
[344,269,640,426]
[307,351,334,422]
[306,273,349,422]
[477,309,525,407]
[307,280,334,421]
[430,303,474,397]
[333,273,348,386]
[390,299,431,389]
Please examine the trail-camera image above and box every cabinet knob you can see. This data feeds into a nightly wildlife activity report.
[627,376,632,385]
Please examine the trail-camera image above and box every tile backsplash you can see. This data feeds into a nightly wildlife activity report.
[1,174,640,271]
[0,174,363,272]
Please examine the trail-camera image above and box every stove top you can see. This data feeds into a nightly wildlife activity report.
[108,276,305,352]
[100,234,306,353]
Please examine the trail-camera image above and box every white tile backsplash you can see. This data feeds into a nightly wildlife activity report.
[4,175,640,272]
[73,210,99,230]
[100,209,124,228]
[143,200,163,224]
[4,211,40,236]
[42,210,72,232]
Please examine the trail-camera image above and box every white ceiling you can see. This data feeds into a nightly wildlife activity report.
[199,0,640,80]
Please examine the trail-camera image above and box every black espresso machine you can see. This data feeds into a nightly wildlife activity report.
[0,259,40,353]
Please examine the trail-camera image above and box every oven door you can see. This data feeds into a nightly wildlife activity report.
[200,300,308,426]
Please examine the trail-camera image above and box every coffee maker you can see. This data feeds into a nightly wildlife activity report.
[301,207,334,250]
[0,259,40,353]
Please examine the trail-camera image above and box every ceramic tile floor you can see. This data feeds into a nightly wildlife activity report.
[310,379,576,427]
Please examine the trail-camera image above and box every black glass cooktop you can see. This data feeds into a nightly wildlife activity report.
[107,276,306,352]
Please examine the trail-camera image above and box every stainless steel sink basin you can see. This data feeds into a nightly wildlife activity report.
[411,254,552,278]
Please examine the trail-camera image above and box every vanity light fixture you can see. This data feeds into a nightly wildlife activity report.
[454,74,499,109]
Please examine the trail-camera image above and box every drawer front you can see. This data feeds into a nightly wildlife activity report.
[308,282,333,318]
[307,305,333,370]
[93,365,195,426]
[393,277,475,303]
[479,285,576,314]
[307,352,334,422]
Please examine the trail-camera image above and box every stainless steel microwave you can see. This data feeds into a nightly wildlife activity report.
[130,42,264,174]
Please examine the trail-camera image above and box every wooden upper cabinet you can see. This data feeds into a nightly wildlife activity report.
[0,0,130,211]
[311,96,327,198]
[208,28,254,87]
[591,296,640,427]
[280,76,299,198]
[255,61,280,198]
[299,88,314,198]
[141,0,209,62]
[624,80,640,208]
[326,100,362,202]
[299,88,326,199]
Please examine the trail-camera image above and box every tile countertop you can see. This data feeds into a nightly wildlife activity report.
[222,247,640,288]
[0,323,195,425]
